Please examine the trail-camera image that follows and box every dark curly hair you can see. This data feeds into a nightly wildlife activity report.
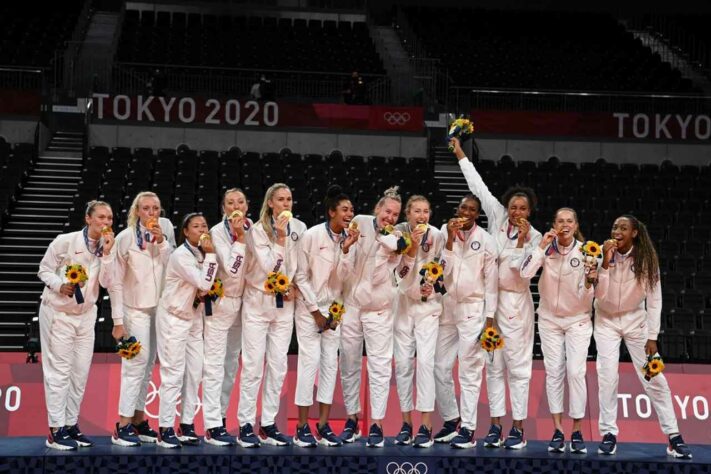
[618,214,660,291]
[501,186,537,214]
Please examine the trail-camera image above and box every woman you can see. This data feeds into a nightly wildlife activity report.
[520,207,595,454]
[156,213,218,448]
[108,191,175,447]
[202,188,250,445]
[393,195,443,448]
[38,200,115,450]
[594,215,692,458]
[338,186,406,448]
[449,137,541,449]
[293,185,356,448]
[434,194,498,449]
[237,183,307,448]
[219,190,252,432]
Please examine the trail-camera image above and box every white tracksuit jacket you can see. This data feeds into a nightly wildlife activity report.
[156,242,218,428]
[294,222,348,407]
[435,223,498,430]
[593,247,678,436]
[520,240,594,418]
[339,214,404,421]
[458,156,542,421]
[38,230,115,428]
[106,219,175,419]
[238,218,307,428]
[393,223,445,413]
[202,219,248,429]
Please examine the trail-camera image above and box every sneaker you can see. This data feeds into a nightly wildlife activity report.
[667,434,693,459]
[134,420,158,443]
[112,423,141,447]
[317,423,343,447]
[483,424,503,448]
[237,423,260,448]
[450,427,477,449]
[205,426,235,446]
[433,418,460,443]
[394,422,413,445]
[503,426,527,449]
[366,423,384,448]
[570,430,587,454]
[340,417,361,443]
[293,423,317,448]
[66,424,94,447]
[177,423,200,446]
[157,427,181,449]
[597,433,617,455]
[260,424,290,446]
[46,427,78,451]
[548,429,565,453]
[413,425,434,448]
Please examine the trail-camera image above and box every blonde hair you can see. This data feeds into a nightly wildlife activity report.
[221,187,247,219]
[127,191,161,228]
[259,183,290,240]
[405,194,429,214]
[554,207,585,242]
[85,200,111,216]
[374,186,401,213]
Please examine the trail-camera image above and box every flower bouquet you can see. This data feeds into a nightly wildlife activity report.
[380,225,412,255]
[265,271,290,308]
[115,336,142,360]
[65,264,88,304]
[320,300,346,333]
[419,260,446,302]
[642,353,665,382]
[481,326,504,353]
[447,115,475,152]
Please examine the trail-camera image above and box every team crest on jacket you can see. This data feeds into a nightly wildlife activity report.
[422,243,430,252]
[471,241,481,251]
[399,266,409,278]
[291,232,299,241]
[570,258,580,267]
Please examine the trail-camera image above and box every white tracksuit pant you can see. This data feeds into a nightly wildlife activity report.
[434,301,487,430]
[595,308,679,436]
[202,295,242,429]
[39,303,96,428]
[486,290,535,420]
[118,306,157,418]
[156,306,204,428]
[238,289,294,427]
[294,307,341,407]
[394,298,440,413]
[220,304,242,420]
[538,311,592,418]
[339,306,394,420]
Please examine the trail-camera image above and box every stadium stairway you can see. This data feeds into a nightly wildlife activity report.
[0,132,83,349]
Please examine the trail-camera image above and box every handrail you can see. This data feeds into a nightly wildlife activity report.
[116,62,387,79]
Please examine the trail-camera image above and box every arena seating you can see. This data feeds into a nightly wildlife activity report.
[402,7,698,93]
[70,147,443,232]
[0,2,82,67]
[116,11,385,75]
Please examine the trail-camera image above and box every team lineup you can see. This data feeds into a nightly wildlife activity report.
[36,138,692,458]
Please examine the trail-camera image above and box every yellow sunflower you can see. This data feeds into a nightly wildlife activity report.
[265,281,276,293]
[582,241,602,258]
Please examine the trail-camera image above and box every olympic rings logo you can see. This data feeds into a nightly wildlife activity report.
[383,112,411,125]
[144,381,203,419]
[386,462,428,474]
